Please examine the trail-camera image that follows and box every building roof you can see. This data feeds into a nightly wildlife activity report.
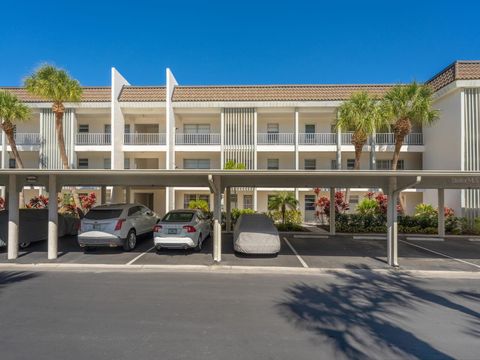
[171,84,394,102]
[426,61,480,92]
[118,86,166,102]
[0,86,111,103]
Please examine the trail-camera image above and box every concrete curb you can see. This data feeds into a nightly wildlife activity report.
[0,262,479,278]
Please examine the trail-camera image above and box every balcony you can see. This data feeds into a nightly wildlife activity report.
[76,133,111,145]
[342,133,423,146]
[299,133,336,145]
[175,133,220,145]
[257,133,294,145]
[124,133,166,145]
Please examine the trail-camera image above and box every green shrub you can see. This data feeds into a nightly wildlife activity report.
[188,199,209,212]
[231,208,256,224]
[414,203,437,218]
[276,223,304,232]
[356,198,379,216]
[269,209,302,225]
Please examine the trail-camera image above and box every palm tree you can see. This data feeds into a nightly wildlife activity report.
[24,64,82,169]
[336,91,386,170]
[382,82,439,169]
[0,91,31,169]
[268,192,299,224]
[224,160,246,169]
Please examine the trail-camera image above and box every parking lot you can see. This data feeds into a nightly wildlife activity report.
[1,232,479,272]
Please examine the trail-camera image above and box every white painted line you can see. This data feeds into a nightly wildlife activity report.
[293,235,329,239]
[126,246,155,266]
[406,237,444,242]
[400,240,480,270]
[283,237,309,268]
[469,238,480,242]
[353,236,386,240]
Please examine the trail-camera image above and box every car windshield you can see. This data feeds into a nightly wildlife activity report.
[85,209,123,220]
[161,212,194,222]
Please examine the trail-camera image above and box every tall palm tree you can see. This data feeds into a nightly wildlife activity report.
[24,64,82,169]
[336,91,386,170]
[0,91,31,169]
[382,82,439,169]
[268,192,299,224]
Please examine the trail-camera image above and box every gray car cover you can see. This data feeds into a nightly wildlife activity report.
[233,214,281,254]
[0,209,79,247]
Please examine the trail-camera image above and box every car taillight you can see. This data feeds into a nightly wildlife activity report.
[115,219,126,231]
[183,225,196,233]
[153,224,162,232]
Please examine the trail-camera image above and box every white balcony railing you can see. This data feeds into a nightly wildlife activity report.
[76,133,111,145]
[14,133,41,145]
[375,133,423,145]
[299,133,336,145]
[257,133,294,145]
[175,133,220,145]
[124,133,166,145]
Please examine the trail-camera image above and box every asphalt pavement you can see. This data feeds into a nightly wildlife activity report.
[0,269,479,360]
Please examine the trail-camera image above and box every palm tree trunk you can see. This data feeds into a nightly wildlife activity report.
[391,137,404,170]
[354,142,364,170]
[54,110,70,169]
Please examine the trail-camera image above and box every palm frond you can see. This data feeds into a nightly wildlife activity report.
[0,90,31,123]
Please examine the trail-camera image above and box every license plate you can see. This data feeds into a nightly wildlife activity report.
[93,224,102,230]
[168,228,177,234]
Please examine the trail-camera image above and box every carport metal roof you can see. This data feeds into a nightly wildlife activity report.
[0,169,479,190]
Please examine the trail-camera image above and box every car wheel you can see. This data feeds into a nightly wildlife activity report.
[19,242,31,249]
[123,230,136,252]
[83,246,93,253]
[195,235,203,252]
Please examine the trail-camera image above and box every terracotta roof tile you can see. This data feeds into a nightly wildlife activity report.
[426,61,480,92]
[118,86,166,102]
[0,87,111,103]
[171,84,393,102]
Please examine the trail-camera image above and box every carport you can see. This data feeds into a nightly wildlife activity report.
[1,170,479,267]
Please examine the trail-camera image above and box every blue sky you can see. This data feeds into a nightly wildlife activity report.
[1,0,479,86]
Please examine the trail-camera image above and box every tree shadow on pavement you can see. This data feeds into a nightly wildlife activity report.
[0,271,38,294]
[276,264,480,360]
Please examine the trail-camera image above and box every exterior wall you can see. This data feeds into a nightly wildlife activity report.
[257,112,295,133]
[175,152,221,169]
[257,152,295,170]
[298,112,336,133]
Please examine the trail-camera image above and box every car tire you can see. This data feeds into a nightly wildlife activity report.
[83,246,93,253]
[19,242,31,249]
[123,230,136,252]
[195,235,203,252]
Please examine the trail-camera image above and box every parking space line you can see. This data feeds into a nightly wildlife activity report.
[126,246,155,266]
[400,240,480,269]
[293,235,329,239]
[469,238,480,242]
[353,236,386,240]
[406,237,444,242]
[283,237,309,268]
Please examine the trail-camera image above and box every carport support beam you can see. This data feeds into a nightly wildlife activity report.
[7,174,19,260]
[48,175,58,260]
[225,187,232,232]
[329,188,335,235]
[101,186,106,204]
[209,175,222,263]
[438,188,445,237]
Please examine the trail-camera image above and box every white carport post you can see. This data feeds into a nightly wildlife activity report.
[386,178,398,267]
[225,187,232,232]
[48,175,58,260]
[329,187,335,235]
[209,175,223,263]
[438,188,445,237]
[7,174,19,260]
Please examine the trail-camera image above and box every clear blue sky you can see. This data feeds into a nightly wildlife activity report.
[2,0,479,86]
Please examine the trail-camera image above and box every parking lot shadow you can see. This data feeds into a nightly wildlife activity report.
[276,264,480,359]
[0,271,38,293]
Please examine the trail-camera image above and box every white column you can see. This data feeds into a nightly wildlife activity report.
[387,178,398,267]
[438,188,445,237]
[329,188,335,235]
[213,189,222,263]
[253,188,258,211]
[336,124,342,169]
[7,175,19,260]
[294,109,299,170]
[48,175,58,260]
[225,187,232,232]
[221,109,225,169]
[1,129,7,169]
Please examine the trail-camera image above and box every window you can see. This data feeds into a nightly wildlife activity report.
[243,195,253,210]
[183,159,211,169]
[183,124,211,133]
[305,124,315,133]
[104,124,111,134]
[78,158,89,169]
[230,194,238,209]
[104,158,111,169]
[162,211,195,222]
[85,209,122,220]
[267,159,279,170]
[304,159,316,170]
[124,158,130,169]
[127,206,143,217]
[183,194,210,209]
[8,158,16,169]
[376,160,405,170]
[331,159,338,170]
[347,159,355,170]
[124,124,130,134]
[267,123,279,133]
[304,195,316,211]
[78,124,89,133]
